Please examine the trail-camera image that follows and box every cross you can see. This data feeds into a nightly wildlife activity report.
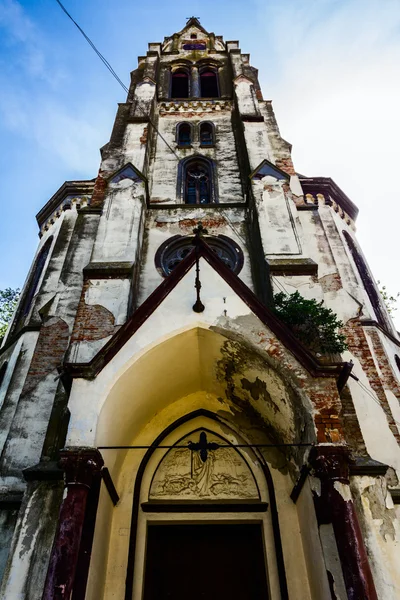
[188,431,220,463]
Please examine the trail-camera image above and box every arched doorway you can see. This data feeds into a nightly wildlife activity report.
[79,327,319,600]
[125,414,284,600]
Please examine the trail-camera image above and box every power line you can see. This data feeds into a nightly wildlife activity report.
[54,0,180,161]
[97,442,314,450]
[350,372,400,429]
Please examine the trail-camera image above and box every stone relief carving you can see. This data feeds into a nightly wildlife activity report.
[149,431,259,500]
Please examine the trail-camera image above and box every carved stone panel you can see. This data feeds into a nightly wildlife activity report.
[149,430,259,500]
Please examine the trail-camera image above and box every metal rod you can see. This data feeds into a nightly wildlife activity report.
[97,442,315,450]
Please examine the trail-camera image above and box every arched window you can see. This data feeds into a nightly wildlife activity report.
[185,159,212,204]
[343,230,390,330]
[12,237,53,334]
[0,362,8,388]
[200,68,219,98]
[199,122,214,146]
[171,69,189,98]
[395,355,400,375]
[176,123,191,147]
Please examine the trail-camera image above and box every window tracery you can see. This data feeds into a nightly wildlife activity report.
[155,234,244,276]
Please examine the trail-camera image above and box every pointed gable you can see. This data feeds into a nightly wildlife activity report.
[63,238,345,383]
[109,163,145,184]
[250,159,289,181]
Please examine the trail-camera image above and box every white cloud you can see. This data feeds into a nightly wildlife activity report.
[256,0,400,326]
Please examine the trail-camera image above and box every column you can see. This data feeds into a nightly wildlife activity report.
[42,448,103,600]
[191,65,200,98]
[309,446,378,600]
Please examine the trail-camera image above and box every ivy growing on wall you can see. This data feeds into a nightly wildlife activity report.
[273,291,347,355]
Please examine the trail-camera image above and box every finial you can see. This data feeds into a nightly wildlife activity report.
[186,16,200,21]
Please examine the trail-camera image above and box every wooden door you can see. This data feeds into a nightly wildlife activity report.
[143,523,269,600]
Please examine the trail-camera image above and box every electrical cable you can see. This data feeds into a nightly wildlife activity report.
[54,0,181,161]
[350,372,400,429]
[97,442,314,450]
[221,211,247,246]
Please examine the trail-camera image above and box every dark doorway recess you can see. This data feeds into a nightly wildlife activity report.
[143,523,269,600]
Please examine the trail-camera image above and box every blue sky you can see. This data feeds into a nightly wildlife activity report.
[1,0,399,325]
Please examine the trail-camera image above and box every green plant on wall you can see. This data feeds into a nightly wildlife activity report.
[377,280,399,315]
[273,291,347,355]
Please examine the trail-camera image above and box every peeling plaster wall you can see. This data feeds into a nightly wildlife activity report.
[351,475,400,600]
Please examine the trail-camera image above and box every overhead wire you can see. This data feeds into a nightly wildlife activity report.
[350,372,400,429]
[54,0,180,161]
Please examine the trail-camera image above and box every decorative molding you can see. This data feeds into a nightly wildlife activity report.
[60,448,104,489]
[159,99,231,114]
[23,460,64,482]
[267,258,318,276]
[309,445,350,484]
[83,261,134,279]
[141,501,268,512]
[349,456,389,477]
[36,180,95,230]
[299,176,359,222]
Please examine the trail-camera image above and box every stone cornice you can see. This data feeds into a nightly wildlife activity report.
[36,180,95,229]
[299,176,359,222]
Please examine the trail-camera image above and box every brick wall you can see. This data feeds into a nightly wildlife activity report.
[71,281,115,344]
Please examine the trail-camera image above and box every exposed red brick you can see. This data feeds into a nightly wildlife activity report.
[71,281,115,343]
[343,319,400,444]
[275,157,296,177]
[140,127,148,145]
[21,317,70,397]
[90,171,108,208]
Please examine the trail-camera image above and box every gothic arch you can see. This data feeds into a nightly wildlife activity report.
[10,235,53,335]
[177,155,217,204]
[79,325,323,599]
[124,410,289,600]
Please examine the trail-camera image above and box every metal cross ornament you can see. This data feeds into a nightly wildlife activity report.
[187,431,220,463]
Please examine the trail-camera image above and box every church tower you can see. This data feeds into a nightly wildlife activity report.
[1,19,400,600]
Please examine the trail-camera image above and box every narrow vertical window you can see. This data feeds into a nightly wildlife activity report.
[185,160,211,205]
[199,122,214,146]
[0,362,8,388]
[200,69,219,98]
[177,123,191,147]
[11,237,53,335]
[171,70,189,98]
[343,230,390,330]
[395,355,400,375]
